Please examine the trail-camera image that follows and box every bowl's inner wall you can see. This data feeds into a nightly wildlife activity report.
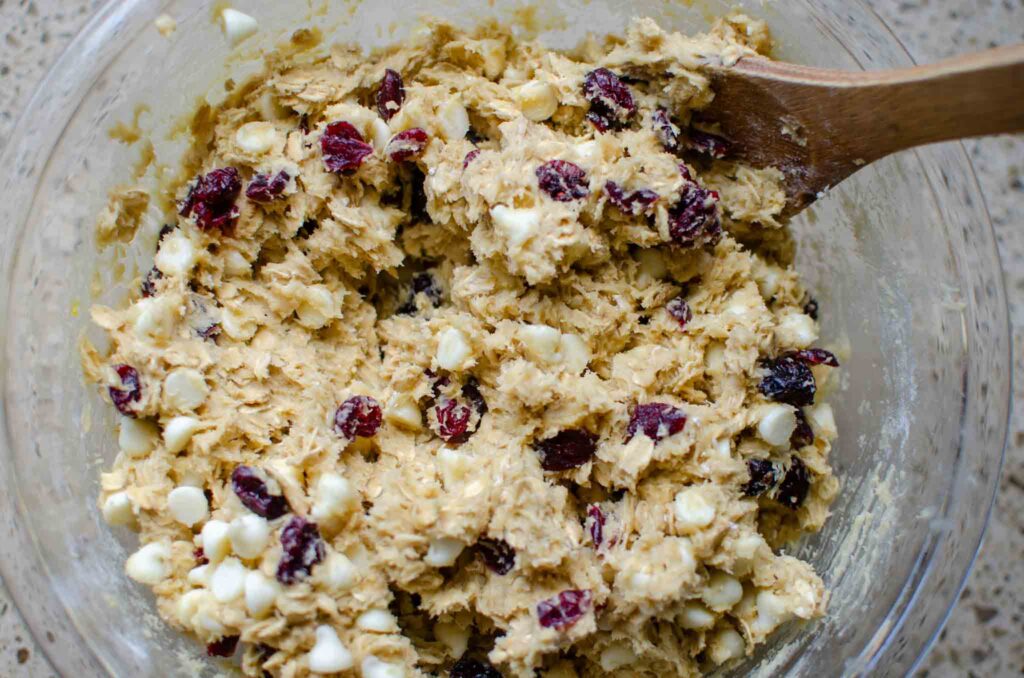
[0,1,1006,676]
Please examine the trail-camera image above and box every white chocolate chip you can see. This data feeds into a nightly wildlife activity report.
[125,541,171,585]
[707,627,746,664]
[804,403,837,441]
[235,121,279,154]
[118,417,158,458]
[434,621,469,658]
[132,295,178,339]
[673,486,716,533]
[228,514,271,559]
[599,642,636,671]
[244,570,280,617]
[307,625,353,674]
[310,473,359,522]
[154,14,177,36]
[437,97,470,141]
[702,572,744,611]
[519,323,561,364]
[296,285,340,330]
[558,333,590,373]
[361,656,405,678]
[677,601,716,629]
[200,519,231,563]
[356,608,399,633]
[167,486,209,527]
[322,551,358,591]
[101,491,135,526]
[515,81,558,121]
[775,312,818,348]
[424,537,464,567]
[436,327,472,371]
[490,205,539,248]
[757,404,797,447]
[221,305,257,341]
[155,231,198,277]
[163,368,209,412]
[187,563,212,587]
[223,249,252,276]
[478,39,507,79]
[210,557,247,602]
[751,589,794,635]
[573,140,602,167]
[163,415,201,454]
[219,8,259,46]
[176,589,217,631]
[386,394,422,430]
[437,447,471,487]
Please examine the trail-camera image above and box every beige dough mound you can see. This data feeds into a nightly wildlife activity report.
[82,14,841,678]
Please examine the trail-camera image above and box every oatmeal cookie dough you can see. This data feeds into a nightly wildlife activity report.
[82,14,841,678]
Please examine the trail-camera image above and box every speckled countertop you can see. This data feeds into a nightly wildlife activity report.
[0,0,1021,675]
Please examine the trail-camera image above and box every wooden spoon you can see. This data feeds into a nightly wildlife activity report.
[698,45,1024,216]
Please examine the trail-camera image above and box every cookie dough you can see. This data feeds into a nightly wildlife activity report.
[82,14,841,678]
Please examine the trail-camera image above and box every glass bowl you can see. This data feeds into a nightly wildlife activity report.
[0,0,1009,676]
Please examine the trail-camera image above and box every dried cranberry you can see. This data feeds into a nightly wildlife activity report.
[246,170,290,203]
[536,160,589,202]
[434,398,474,444]
[803,298,819,320]
[686,129,730,158]
[742,458,779,497]
[231,466,289,519]
[582,68,636,131]
[463,149,481,169]
[787,348,839,367]
[206,634,240,657]
[791,409,814,448]
[625,403,687,443]
[320,121,374,174]
[451,656,502,678]
[586,110,612,133]
[193,547,209,566]
[334,395,383,440]
[180,168,242,233]
[535,429,598,471]
[668,184,721,248]
[276,516,325,584]
[461,377,488,417]
[426,369,451,398]
[653,107,681,152]
[759,357,816,407]
[605,181,658,215]
[109,365,142,417]
[141,267,162,298]
[196,323,221,341]
[386,128,429,162]
[586,504,605,549]
[537,589,592,629]
[476,538,516,575]
[666,296,692,329]
[776,457,810,509]
[376,69,405,121]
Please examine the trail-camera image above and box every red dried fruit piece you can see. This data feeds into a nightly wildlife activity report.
[434,397,474,444]
[666,296,692,329]
[535,429,598,471]
[463,149,481,169]
[206,635,240,657]
[605,181,658,215]
[537,589,592,630]
[231,466,290,519]
[451,656,502,678]
[141,267,163,298]
[759,356,816,407]
[320,121,374,174]
[246,170,290,203]
[583,68,636,131]
[653,107,681,152]
[196,323,221,341]
[686,129,730,158]
[536,160,589,202]
[742,458,779,497]
[426,369,451,398]
[791,409,814,448]
[625,403,687,443]
[803,298,819,320]
[668,184,721,248]
[386,128,429,162]
[787,348,839,367]
[586,504,605,549]
[461,377,488,417]
[276,516,325,584]
[334,395,383,440]
[180,167,242,232]
[109,364,142,417]
[376,69,405,121]
[193,547,209,566]
[776,456,810,509]
[475,537,516,575]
